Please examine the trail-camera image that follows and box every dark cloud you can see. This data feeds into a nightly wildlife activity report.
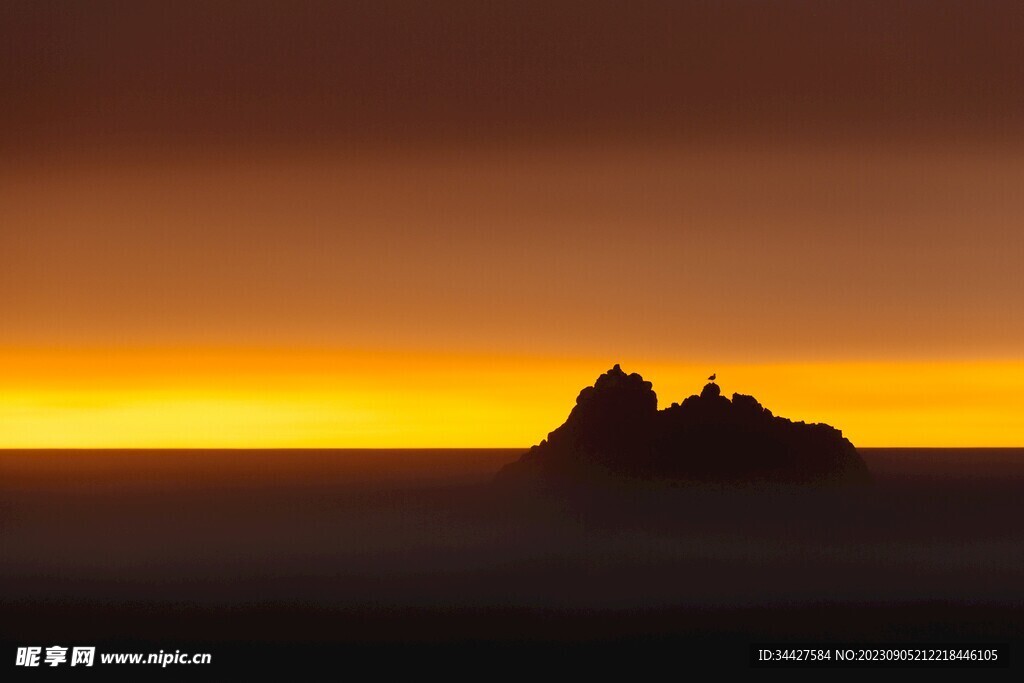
[3,1,1023,155]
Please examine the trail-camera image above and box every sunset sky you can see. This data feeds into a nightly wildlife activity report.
[2,2,1023,447]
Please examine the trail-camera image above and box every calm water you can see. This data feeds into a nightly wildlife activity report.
[2,448,1022,668]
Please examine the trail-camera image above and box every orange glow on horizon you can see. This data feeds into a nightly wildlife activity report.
[4,5,1024,454]
[1,348,1022,448]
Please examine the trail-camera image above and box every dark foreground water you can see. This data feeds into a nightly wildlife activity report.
[2,449,1022,673]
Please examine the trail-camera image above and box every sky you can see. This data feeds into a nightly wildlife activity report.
[2,1,1023,447]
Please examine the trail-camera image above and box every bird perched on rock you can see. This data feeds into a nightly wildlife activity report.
[708,373,716,381]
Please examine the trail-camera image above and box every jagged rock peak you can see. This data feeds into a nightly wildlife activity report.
[700,382,721,398]
[496,364,871,488]
[577,364,657,409]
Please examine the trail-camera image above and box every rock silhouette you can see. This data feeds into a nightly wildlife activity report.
[497,364,870,487]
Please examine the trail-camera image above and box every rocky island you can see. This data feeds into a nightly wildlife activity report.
[497,364,870,488]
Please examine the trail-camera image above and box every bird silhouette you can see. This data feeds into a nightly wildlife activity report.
[708,373,716,381]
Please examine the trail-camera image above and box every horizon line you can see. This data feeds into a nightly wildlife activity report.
[2,446,1023,451]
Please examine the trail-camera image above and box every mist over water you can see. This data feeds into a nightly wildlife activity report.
[2,448,1022,666]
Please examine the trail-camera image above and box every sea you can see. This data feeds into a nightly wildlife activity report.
[2,448,1021,672]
